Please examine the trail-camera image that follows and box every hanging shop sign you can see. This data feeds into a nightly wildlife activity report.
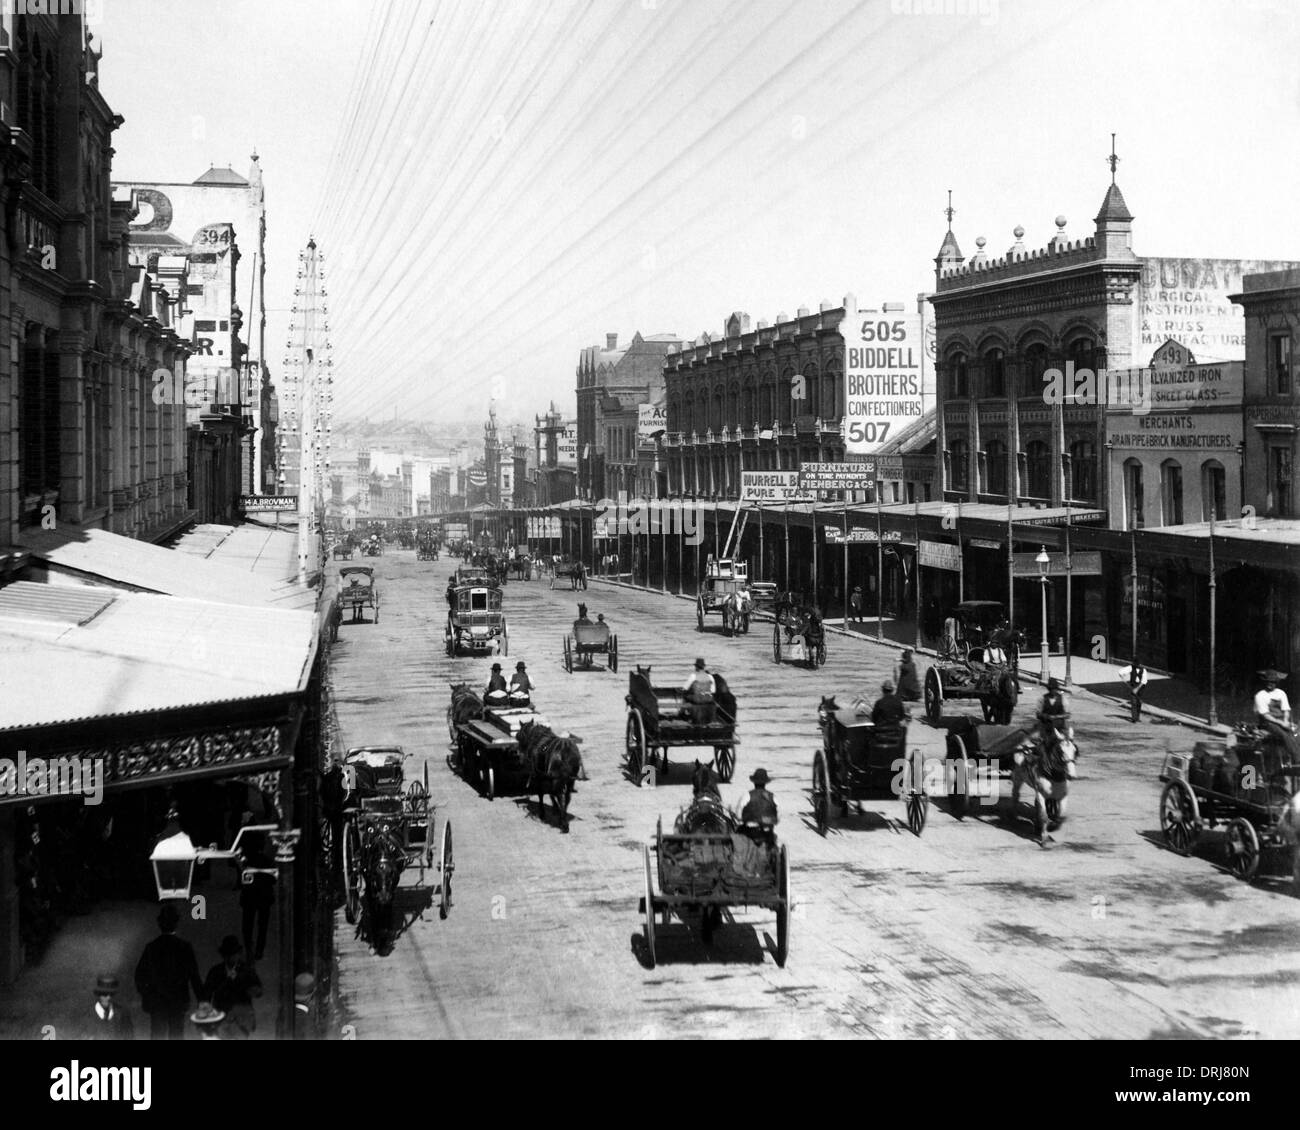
[823,527,904,544]
[1012,551,1103,577]
[798,461,877,492]
[240,495,296,512]
[918,540,962,571]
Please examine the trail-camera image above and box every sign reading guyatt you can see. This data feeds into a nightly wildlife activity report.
[842,298,924,455]
[592,493,704,545]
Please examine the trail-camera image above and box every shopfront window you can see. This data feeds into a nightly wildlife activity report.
[1125,459,1144,529]
[985,439,1007,495]
[1202,461,1226,522]
[1025,440,1049,499]
[1271,445,1293,517]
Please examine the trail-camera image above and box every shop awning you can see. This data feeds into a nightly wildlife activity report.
[169,523,318,610]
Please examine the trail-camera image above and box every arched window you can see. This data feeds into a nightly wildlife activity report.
[1161,459,1183,526]
[1069,439,1096,502]
[822,365,839,421]
[949,353,968,399]
[742,381,756,425]
[949,437,968,490]
[1025,440,1049,499]
[1125,459,1145,530]
[778,369,794,425]
[1067,337,1096,373]
[1023,344,1050,388]
[986,439,1007,495]
[984,348,1006,399]
[1202,460,1226,522]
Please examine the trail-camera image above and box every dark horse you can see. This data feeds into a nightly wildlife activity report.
[517,720,584,833]
[448,683,484,754]
[360,823,405,951]
[677,761,735,834]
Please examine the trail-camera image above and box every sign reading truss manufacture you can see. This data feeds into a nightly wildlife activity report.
[240,495,296,512]
[823,527,903,544]
[918,540,962,571]
[842,297,925,455]
[798,461,877,492]
[741,471,814,503]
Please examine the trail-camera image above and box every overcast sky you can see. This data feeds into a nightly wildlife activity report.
[100,0,1300,427]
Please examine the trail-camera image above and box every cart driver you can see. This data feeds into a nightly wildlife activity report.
[1036,678,1072,741]
[1254,670,1298,764]
[485,663,508,705]
[509,661,534,702]
[682,658,716,724]
[740,768,778,829]
[867,680,908,731]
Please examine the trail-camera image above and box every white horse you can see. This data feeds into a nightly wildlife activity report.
[720,589,752,635]
[1008,728,1078,846]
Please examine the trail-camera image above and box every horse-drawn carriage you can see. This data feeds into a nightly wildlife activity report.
[550,556,587,590]
[445,578,507,656]
[563,615,618,673]
[337,566,380,624]
[747,581,779,617]
[332,542,354,561]
[813,700,930,835]
[1159,725,1300,887]
[696,556,753,635]
[416,535,439,561]
[362,535,384,557]
[625,667,738,786]
[773,599,825,668]
[639,813,791,969]
[337,746,454,944]
[446,685,583,830]
[924,603,1020,723]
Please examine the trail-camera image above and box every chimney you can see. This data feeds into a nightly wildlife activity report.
[606,333,618,350]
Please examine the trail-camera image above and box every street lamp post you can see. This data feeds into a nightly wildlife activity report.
[1036,545,1050,683]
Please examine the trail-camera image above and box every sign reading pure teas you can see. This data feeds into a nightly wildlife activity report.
[842,298,924,454]
[740,471,813,502]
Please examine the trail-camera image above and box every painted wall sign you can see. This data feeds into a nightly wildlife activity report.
[638,403,667,440]
[1106,413,1242,452]
[842,298,925,454]
[799,461,877,491]
[824,527,903,544]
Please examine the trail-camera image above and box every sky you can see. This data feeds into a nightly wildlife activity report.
[99,0,1300,428]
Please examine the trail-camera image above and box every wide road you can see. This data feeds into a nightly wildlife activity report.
[327,550,1299,1039]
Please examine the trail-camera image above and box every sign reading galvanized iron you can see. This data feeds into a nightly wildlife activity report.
[823,527,903,544]
[918,540,962,571]
[1012,551,1103,577]
[842,298,924,455]
[798,461,877,492]
[741,470,814,502]
[240,495,296,512]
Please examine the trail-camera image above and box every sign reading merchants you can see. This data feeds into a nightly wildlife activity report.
[740,471,814,503]
[842,298,924,455]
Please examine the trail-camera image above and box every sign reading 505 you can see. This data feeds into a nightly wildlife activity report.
[842,300,924,455]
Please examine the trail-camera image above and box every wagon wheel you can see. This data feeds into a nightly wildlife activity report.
[948,734,972,818]
[438,820,454,919]
[741,612,750,635]
[609,634,618,673]
[342,820,362,925]
[501,626,509,658]
[815,638,827,668]
[696,598,705,632]
[905,746,930,835]
[483,764,495,801]
[1224,817,1260,881]
[445,631,454,657]
[713,745,736,784]
[1159,780,1200,857]
[626,711,647,784]
[563,635,573,674]
[812,750,831,836]
[773,624,782,664]
[643,845,657,969]
[924,667,943,724]
[774,845,791,968]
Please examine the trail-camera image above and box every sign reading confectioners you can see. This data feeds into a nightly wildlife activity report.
[842,297,925,455]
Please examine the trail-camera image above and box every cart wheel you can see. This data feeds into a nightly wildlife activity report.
[1159,780,1199,857]
[696,600,705,632]
[501,627,509,658]
[343,821,362,925]
[947,734,971,818]
[484,766,495,801]
[775,845,790,968]
[1224,817,1260,881]
[627,711,647,783]
[713,746,735,784]
[816,639,827,668]
[924,668,943,724]
[610,635,618,673]
[773,624,781,664]
[563,636,573,674]
[643,845,657,968]
[445,634,454,657]
[906,790,929,837]
[439,821,454,919]
[812,751,830,836]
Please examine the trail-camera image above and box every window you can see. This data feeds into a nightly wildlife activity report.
[1125,459,1144,529]
[1025,440,1049,499]
[1271,446,1293,517]
[1271,334,1291,395]
[1202,461,1226,522]
[1069,439,1096,502]
[986,439,1007,495]
[949,438,968,490]
[984,348,1006,398]
[949,353,968,399]
[1024,344,1050,387]
[1161,460,1183,525]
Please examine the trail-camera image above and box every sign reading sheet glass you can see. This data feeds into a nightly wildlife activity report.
[842,299,925,454]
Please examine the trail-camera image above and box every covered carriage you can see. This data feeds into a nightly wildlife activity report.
[549,556,587,590]
[563,616,618,673]
[813,703,929,835]
[336,566,380,624]
[696,556,752,635]
[625,668,738,785]
[445,578,508,656]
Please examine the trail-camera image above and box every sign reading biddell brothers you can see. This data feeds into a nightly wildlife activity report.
[841,298,924,455]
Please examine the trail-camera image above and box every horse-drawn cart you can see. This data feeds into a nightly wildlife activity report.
[696,556,752,635]
[639,815,791,969]
[550,557,587,590]
[625,668,738,786]
[338,747,454,940]
[445,578,507,656]
[1159,728,1300,888]
[563,618,618,673]
[337,566,380,624]
[773,602,825,668]
[813,702,929,835]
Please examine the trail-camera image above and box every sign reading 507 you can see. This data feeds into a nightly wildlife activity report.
[842,302,924,455]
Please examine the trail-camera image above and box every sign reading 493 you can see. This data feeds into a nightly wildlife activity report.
[842,299,924,455]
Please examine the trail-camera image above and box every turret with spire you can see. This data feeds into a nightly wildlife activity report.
[1094,133,1135,258]
[934,189,965,281]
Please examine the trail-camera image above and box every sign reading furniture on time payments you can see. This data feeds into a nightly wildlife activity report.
[842,298,924,456]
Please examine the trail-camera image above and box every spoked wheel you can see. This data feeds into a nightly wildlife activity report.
[815,639,827,667]
[627,711,647,784]
[643,845,657,969]
[1224,817,1260,881]
[948,734,972,818]
[774,846,791,968]
[812,751,831,836]
[343,820,362,925]
[924,668,943,724]
[713,745,736,784]
[773,625,782,664]
[1159,780,1199,857]
[501,627,509,658]
[445,634,454,657]
[439,821,454,919]
[610,635,619,673]
[563,636,573,674]
[905,747,929,835]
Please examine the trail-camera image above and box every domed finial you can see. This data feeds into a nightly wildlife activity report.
[975,236,987,250]
[1055,215,1067,230]
[1013,225,1025,239]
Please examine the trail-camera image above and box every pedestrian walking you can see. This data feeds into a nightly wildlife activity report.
[134,903,203,1040]
[1117,660,1147,723]
[849,586,863,624]
[84,974,134,1040]
[202,936,263,1040]
[897,649,921,702]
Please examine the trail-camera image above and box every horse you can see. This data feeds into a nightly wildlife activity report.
[635,663,652,680]
[448,684,484,744]
[675,761,735,835]
[360,823,405,951]
[720,590,752,636]
[517,720,584,833]
[1009,728,1078,846]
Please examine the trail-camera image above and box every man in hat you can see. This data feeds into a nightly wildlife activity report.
[202,936,263,1040]
[85,974,134,1040]
[869,679,908,729]
[293,972,318,1041]
[849,585,863,624]
[897,649,921,702]
[1036,677,1072,742]
[1117,660,1148,724]
[681,658,716,723]
[190,1001,225,1041]
[509,661,534,700]
[485,662,508,703]
[134,903,203,1040]
[1255,670,1297,761]
[741,769,778,828]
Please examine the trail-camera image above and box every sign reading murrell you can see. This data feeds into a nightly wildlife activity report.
[741,471,813,502]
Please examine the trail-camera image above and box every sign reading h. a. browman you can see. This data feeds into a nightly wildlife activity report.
[842,297,924,455]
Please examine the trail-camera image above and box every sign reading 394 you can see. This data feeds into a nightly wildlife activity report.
[841,299,924,455]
